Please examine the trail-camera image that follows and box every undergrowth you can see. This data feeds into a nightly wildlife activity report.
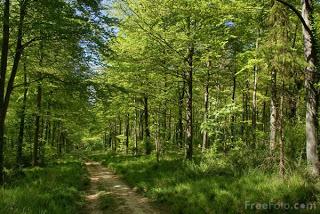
[90,151,320,214]
[0,155,89,214]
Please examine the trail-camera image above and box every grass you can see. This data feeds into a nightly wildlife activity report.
[90,152,320,214]
[0,155,89,214]
[99,193,126,213]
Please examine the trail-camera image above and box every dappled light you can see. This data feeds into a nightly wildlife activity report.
[1,0,320,213]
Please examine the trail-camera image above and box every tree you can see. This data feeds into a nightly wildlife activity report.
[276,0,320,175]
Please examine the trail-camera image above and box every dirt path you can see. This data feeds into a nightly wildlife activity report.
[83,161,163,214]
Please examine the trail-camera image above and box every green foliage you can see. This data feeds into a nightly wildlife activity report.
[0,157,89,214]
[90,152,320,214]
[82,136,105,151]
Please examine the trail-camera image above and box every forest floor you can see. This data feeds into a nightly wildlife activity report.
[83,161,164,214]
[88,152,320,214]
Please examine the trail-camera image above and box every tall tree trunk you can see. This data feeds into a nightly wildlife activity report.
[58,131,63,156]
[16,62,28,167]
[185,44,194,160]
[231,68,236,141]
[270,69,277,154]
[241,80,250,142]
[134,108,138,156]
[168,110,172,141]
[112,122,117,152]
[103,132,107,150]
[302,0,320,175]
[163,75,168,141]
[202,62,210,152]
[119,116,122,135]
[0,0,10,185]
[262,89,268,132]
[125,114,129,154]
[0,0,28,183]
[177,78,185,148]
[39,116,45,165]
[139,110,144,141]
[252,65,258,139]
[156,106,161,162]
[279,82,285,178]
[108,132,112,148]
[33,81,42,166]
[276,0,320,176]
[144,96,151,155]
[252,37,259,143]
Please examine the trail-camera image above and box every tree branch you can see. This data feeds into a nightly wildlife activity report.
[275,0,313,37]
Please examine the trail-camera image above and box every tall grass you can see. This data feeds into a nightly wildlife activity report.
[91,152,320,214]
[0,156,89,214]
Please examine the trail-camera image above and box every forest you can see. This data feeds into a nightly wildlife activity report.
[1,0,320,213]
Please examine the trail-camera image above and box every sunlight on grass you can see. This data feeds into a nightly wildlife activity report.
[0,158,89,214]
[90,152,320,214]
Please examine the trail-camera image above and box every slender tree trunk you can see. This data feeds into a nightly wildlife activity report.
[16,62,28,167]
[58,131,63,156]
[185,45,194,160]
[270,69,277,153]
[40,116,45,165]
[108,133,112,148]
[2,0,26,121]
[252,64,258,138]
[113,122,117,152]
[163,76,167,141]
[202,63,210,152]
[103,132,107,150]
[139,110,144,141]
[51,121,56,146]
[0,0,27,183]
[156,107,161,162]
[168,110,172,141]
[231,68,236,141]
[177,78,185,148]
[0,0,10,185]
[125,114,129,154]
[119,116,122,135]
[279,82,285,178]
[262,89,268,132]
[242,80,250,142]
[33,82,42,166]
[135,109,138,156]
[144,96,151,155]
[252,37,259,143]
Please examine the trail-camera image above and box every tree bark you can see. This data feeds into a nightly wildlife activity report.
[279,82,285,178]
[134,108,138,156]
[185,44,194,160]
[252,37,259,143]
[177,78,185,148]
[276,0,320,177]
[0,0,28,184]
[33,81,42,166]
[0,0,10,185]
[202,62,210,152]
[262,89,268,132]
[270,69,277,153]
[231,67,236,141]
[301,0,320,175]
[156,107,161,162]
[125,114,129,154]
[16,62,28,168]
[144,96,151,155]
